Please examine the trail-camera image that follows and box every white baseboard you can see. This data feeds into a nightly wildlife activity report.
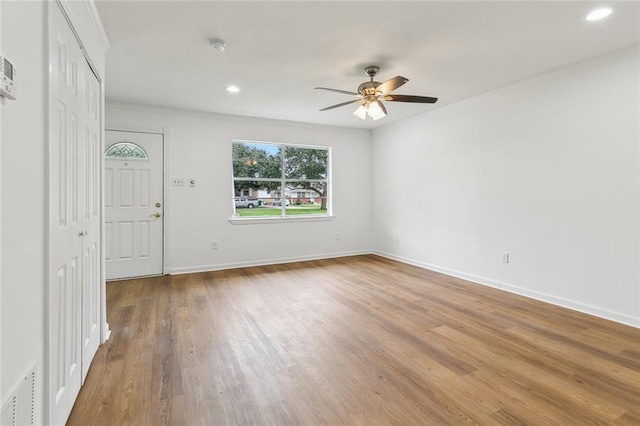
[164,249,638,328]
[373,251,640,329]
[102,323,111,342]
[168,250,371,275]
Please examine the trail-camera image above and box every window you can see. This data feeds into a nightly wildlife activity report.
[104,141,148,160]
[232,140,330,218]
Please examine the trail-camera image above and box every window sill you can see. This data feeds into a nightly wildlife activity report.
[229,215,335,225]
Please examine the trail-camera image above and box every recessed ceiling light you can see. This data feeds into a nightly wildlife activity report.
[226,85,241,93]
[585,7,614,21]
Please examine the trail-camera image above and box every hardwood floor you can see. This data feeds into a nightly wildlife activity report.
[67,255,640,425]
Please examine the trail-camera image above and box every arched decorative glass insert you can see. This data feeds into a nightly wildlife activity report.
[104,141,149,160]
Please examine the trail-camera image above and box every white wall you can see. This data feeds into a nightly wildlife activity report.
[1,1,47,421]
[106,102,373,273]
[372,48,639,327]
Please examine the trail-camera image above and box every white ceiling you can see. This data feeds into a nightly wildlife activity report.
[95,1,640,129]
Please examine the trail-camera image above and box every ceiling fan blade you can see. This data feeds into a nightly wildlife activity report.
[319,99,362,111]
[378,100,387,115]
[384,94,438,103]
[376,76,409,95]
[315,87,361,96]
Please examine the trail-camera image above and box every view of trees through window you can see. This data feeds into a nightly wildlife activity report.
[232,141,330,217]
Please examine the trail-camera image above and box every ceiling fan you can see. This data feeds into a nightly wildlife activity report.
[315,66,438,120]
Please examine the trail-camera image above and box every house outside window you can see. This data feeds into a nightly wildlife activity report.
[232,140,330,218]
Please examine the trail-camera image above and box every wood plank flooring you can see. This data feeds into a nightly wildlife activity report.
[67,255,640,425]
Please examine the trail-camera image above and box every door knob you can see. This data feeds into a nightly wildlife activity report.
[153,212,161,218]
[155,202,161,208]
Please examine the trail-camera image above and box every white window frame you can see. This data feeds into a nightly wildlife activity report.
[230,139,334,224]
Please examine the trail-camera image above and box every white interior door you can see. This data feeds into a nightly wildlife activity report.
[81,56,102,381]
[105,131,163,280]
[48,4,102,425]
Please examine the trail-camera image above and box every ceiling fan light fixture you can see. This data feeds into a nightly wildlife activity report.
[318,65,436,120]
[353,104,368,120]
[367,101,386,120]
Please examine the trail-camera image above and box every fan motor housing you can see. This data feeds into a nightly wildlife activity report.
[358,81,381,95]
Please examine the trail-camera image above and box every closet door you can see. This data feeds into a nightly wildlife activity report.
[48,4,102,424]
[80,55,102,382]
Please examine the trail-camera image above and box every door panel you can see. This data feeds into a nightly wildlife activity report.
[49,6,83,424]
[80,55,102,382]
[48,4,102,424]
[118,222,134,258]
[105,131,163,279]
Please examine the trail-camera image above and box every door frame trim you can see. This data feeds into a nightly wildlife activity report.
[105,126,170,276]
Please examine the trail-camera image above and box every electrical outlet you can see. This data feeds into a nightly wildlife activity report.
[394,235,400,243]
[211,241,218,250]
[336,233,340,240]
[502,252,509,263]
[172,177,186,186]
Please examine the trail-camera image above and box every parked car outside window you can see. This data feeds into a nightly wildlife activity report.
[235,198,259,208]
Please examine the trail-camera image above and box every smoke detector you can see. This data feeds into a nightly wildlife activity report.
[209,39,227,52]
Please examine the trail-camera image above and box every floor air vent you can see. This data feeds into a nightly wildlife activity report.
[1,364,36,426]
